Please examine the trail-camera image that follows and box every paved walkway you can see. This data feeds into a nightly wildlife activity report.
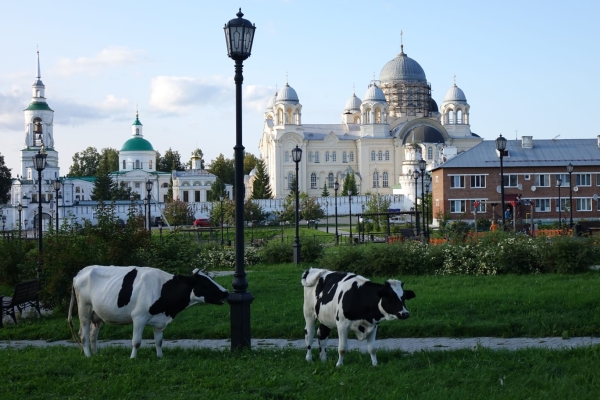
[2,337,599,353]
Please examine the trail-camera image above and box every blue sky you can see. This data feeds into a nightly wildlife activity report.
[1,0,599,174]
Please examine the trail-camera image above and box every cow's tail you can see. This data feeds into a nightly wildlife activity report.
[301,268,328,287]
[67,285,82,350]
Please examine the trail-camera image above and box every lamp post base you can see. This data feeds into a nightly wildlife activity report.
[293,241,302,265]
[227,291,254,350]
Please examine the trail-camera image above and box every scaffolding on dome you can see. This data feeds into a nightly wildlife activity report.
[380,81,432,118]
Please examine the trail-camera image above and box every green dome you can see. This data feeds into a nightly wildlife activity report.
[121,136,154,151]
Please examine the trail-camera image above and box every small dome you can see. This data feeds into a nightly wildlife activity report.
[121,136,154,152]
[275,83,299,104]
[343,93,362,113]
[402,125,445,144]
[380,47,427,83]
[429,98,439,113]
[443,84,467,103]
[265,91,277,110]
[363,83,386,103]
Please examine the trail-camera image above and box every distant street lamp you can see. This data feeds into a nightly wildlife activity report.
[413,170,420,236]
[418,158,426,242]
[250,210,254,243]
[567,163,574,228]
[496,134,507,226]
[17,203,23,239]
[292,145,302,264]
[425,182,430,241]
[325,201,329,233]
[146,180,153,232]
[348,190,353,242]
[557,177,562,228]
[33,147,48,280]
[334,181,339,245]
[220,195,224,246]
[2,216,5,238]
[361,204,365,243]
[54,179,61,234]
[143,198,148,229]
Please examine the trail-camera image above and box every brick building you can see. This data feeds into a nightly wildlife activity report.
[431,136,600,226]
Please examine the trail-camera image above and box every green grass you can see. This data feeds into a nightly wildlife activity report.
[2,346,600,399]
[1,263,600,341]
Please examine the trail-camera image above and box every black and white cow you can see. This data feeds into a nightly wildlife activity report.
[68,265,229,358]
[302,268,415,366]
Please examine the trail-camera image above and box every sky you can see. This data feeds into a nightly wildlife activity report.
[1,0,599,176]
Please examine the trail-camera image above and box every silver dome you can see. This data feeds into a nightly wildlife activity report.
[379,47,427,83]
[363,83,386,103]
[343,93,362,113]
[443,84,467,103]
[265,91,277,110]
[275,83,299,104]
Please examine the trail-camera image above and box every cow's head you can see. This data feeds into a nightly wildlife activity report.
[192,269,229,305]
[379,280,415,321]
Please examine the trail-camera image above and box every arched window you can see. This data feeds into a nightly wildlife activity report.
[308,152,313,162]
[365,108,371,124]
[325,152,330,162]
[33,117,43,133]
[342,152,347,163]
[448,110,454,124]
[295,110,300,124]
[122,160,126,170]
[278,109,283,124]
[375,108,381,123]
[287,172,294,189]
[457,110,463,124]
[383,172,389,188]
[378,151,383,161]
[315,152,320,163]
[287,109,293,124]
[161,182,169,188]
[371,151,376,161]
[149,160,153,169]
[373,171,379,188]
[332,151,337,162]
[427,146,433,160]
[350,152,354,162]
[311,173,317,188]
[385,150,390,161]
[354,116,361,124]
[135,160,140,169]
[284,152,289,162]
[328,173,334,188]
[136,128,139,135]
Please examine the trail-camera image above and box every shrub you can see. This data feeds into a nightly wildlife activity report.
[538,236,598,273]
[300,239,324,263]
[260,240,293,264]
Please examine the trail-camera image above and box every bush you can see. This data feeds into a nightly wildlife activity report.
[260,240,293,264]
[538,236,598,274]
[0,238,36,285]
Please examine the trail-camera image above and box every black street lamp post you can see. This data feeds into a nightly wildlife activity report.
[17,203,22,239]
[325,201,329,233]
[143,198,148,229]
[413,170,420,236]
[334,181,339,244]
[224,8,256,350]
[292,145,302,264]
[220,196,224,246]
[557,177,562,228]
[33,148,48,280]
[425,182,430,241]
[53,179,61,234]
[418,159,426,242]
[567,163,574,228]
[348,190,353,241]
[250,210,254,243]
[496,134,507,227]
[146,180,153,232]
[361,204,365,243]
[2,217,5,238]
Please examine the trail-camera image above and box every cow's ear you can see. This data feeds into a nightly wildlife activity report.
[404,290,416,300]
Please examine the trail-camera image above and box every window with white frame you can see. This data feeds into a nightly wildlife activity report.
[308,152,313,162]
[284,152,289,162]
[535,199,551,212]
[502,174,518,187]
[576,173,591,186]
[385,150,390,161]
[372,172,379,188]
[332,151,337,162]
[371,151,376,161]
[383,172,389,187]
[577,198,592,211]
[596,174,600,186]
[342,152,347,163]
[450,200,466,213]
[450,176,465,188]
[349,152,354,162]
[378,151,383,161]
[557,173,570,185]
[328,173,334,188]
[534,174,551,187]
[287,172,293,189]
[470,175,486,188]
[470,200,486,213]
[314,152,319,163]
[325,151,330,162]
[427,147,433,160]
[556,198,568,212]
[311,173,317,189]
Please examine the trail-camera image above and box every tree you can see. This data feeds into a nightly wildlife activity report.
[0,153,12,204]
[341,172,358,196]
[288,175,297,197]
[364,194,391,231]
[100,148,120,172]
[300,194,325,221]
[92,156,115,201]
[251,159,272,199]
[162,200,194,226]
[157,148,185,172]
[207,154,235,185]
[69,147,100,176]
[321,183,330,197]
[112,182,135,201]
[244,153,259,175]
[208,178,227,202]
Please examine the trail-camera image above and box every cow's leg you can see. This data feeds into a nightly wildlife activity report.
[89,315,102,355]
[304,315,316,362]
[367,325,379,366]
[317,325,331,362]
[78,305,93,357]
[130,317,146,359]
[153,327,165,358]
[336,325,349,367]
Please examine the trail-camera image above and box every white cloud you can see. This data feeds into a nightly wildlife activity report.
[53,95,132,126]
[0,86,26,129]
[149,75,272,115]
[54,46,145,76]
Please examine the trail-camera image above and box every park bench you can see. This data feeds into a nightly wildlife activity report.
[575,221,600,236]
[400,228,417,240]
[1,279,42,328]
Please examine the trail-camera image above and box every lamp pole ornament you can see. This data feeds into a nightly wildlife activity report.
[292,145,302,264]
[496,134,507,227]
[224,8,256,350]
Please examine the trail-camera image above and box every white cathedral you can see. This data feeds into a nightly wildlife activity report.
[259,43,483,207]
[3,52,227,231]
